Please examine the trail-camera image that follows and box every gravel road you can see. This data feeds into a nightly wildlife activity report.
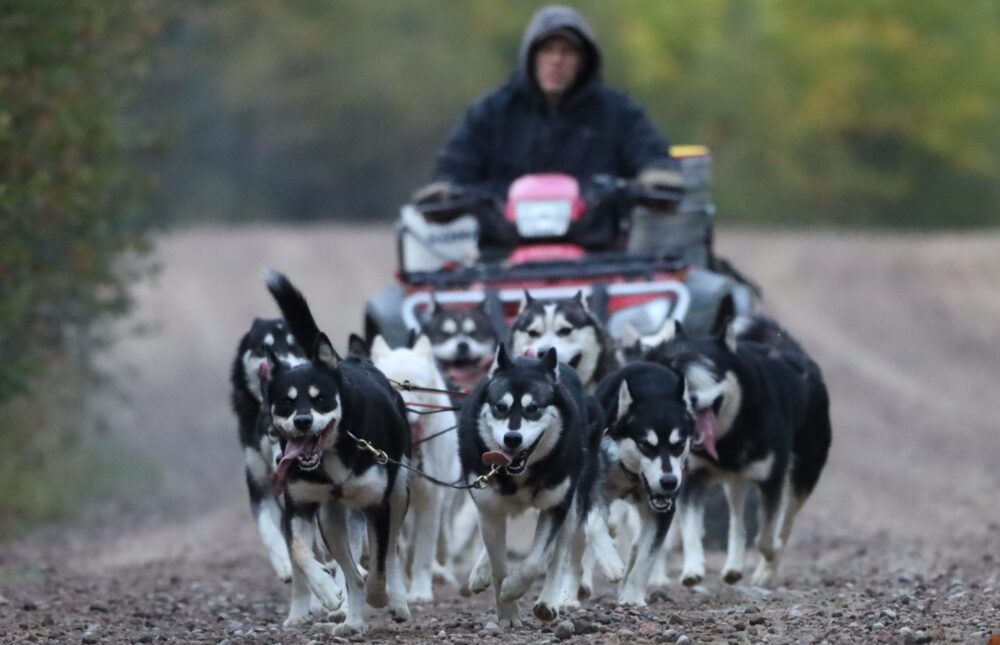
[1,225,998,644]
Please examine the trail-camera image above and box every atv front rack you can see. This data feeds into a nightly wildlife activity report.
[401,279,691,333]
[400,252,686,289]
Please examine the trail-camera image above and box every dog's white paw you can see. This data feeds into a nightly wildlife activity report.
[311,579,343,612]
[388,601,411,623]
[496,601,521,629]
[559,596,581,612]
[330,608,347,624]
[365,576,388,608]
[532,600,559,622]
[271,556,293,583]
[467,561,493,594]
[751,560,777,587]
[722,567,744,584]
[408,575,434,603]
[499,572,531,603]
[282,610,310,628]
[431,560,458,586]
[680,568,704,587]
[596,549,625,584]
[617,586,647,607]
[332,620,364,637]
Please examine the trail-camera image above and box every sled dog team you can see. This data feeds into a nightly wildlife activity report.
[230,271,831,635]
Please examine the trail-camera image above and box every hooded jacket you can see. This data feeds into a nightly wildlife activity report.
[433,5,674,252]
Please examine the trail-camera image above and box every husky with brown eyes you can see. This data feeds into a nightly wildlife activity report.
[262,271,412,637]
[457,344,617,629]
[509,290,619,390]
[591,362,694,606]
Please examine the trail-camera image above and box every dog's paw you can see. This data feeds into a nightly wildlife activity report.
[282,611,310,628]
[330,608,347,624]
[407,587,433,604]
[617,587,648,607]
[497,601,521,629]
[559,596,581,613]
[271,557,293,584]
[431,560,458,586]
[332,620,364,637]
[595,548,626,584]
[577,584,592,601]
[388,602,410,623]
[680,569,704,587]
[532,600,559,622]
[722,568,743,584]
[467,562,493,594]
[499,572,531,603]
[365,577,388,608]
[751,560,777,588]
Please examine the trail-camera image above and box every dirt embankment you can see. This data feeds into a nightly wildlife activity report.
[1,226,998,644]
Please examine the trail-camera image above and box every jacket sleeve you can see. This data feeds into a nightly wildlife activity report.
[432,96,517,250]
[617,96,675,177]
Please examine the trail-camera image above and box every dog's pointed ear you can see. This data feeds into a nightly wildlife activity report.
[315,333,339,369]
[261,345,281,379]
[405,328,418,349]
[413,334,433,359]
[573,290,591,313]
[430,297,442,316]
[616,380,633,423]
[488,343,512,377]
[518,290,535,314]
[710,293,737,338]
[714,317,738,353]
[621,322,640,346]
[541,347,559,381]
[347,333,369,358]
[370,335,391,361]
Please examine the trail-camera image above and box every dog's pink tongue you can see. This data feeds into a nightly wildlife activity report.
[482,451,511,468]
[695,408,720,460]
[274,440,308,488]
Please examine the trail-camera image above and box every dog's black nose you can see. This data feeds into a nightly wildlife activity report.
[659,473,679,491]
[536,346,550,357]
[503,432,523,449]
[456,341,470,356]
[293,415,313,431]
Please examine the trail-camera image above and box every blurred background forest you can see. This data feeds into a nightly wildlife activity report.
[0,0,998,530]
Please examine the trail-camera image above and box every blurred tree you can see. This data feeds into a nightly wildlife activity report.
[0,0,156,405]
[140,0,999,227]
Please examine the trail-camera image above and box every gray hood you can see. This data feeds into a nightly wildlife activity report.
[516,5,602,104]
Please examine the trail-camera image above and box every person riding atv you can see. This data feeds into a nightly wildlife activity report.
[365,5,757,348]
[417,4,683,259]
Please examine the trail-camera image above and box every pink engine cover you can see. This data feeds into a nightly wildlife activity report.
[504,173,585,223]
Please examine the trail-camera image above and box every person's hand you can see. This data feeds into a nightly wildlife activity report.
[411,181,456,205]
[637,167,683,191]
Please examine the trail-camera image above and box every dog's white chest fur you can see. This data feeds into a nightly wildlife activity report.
[286,453,390,508]
[476,476,571,515]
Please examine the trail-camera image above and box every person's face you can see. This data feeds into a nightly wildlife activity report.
[534,36,582,96]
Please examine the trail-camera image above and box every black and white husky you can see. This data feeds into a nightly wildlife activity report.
[644,316,832,587]
[593,362,694,605]
[423,300,498,391]
[458,345,605,628]
[263,271,411,635]
[229,317,307,582]
[509,290,618,390]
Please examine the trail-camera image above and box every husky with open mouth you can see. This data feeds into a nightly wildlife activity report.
[642,316,832,588]
[592,362,693,605]
[509,290,619,390]
[263,271,411,635]
[229,317,307,582]
[423,300,498,392]
[458,344,607,628]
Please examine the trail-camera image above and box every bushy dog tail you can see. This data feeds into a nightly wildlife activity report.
[264,270,321,356]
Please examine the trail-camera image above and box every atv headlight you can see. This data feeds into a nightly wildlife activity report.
[608,299,673,340]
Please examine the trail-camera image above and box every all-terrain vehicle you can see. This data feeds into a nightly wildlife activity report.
[365,146,756,349]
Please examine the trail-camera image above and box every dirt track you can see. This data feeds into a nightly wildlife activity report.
[1,225,998,644]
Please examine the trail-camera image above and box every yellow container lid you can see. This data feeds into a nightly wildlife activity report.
[669,144,710,158]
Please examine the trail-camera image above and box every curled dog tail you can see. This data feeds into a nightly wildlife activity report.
[264,270,321,357]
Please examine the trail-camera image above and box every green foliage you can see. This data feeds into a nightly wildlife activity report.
[143,0,999,228]
[0,0,154,405]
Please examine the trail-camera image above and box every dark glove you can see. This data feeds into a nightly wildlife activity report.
[637,167,684,191]
[411,181,456,205]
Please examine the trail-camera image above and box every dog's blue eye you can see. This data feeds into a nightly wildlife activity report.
[556,328,572,337]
